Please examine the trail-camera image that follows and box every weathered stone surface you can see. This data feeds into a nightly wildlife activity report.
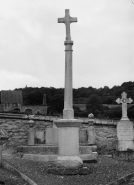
[28,127,35,145]
[56,156,83,168]
[79,145,97,154]
[95,126,117,150]
[23,146,58,155]
[57,127,79,156]
[81,153,98,162]
[117,120,134,151]
[22,153,98,162]
[79,128,88,143]
[116,92,133,121]
[47,166,91,175]
[35,130,45,144]
[22,145,97,155]
[0,118,129,153]
[45,127,58,145]
[87,126,96,145]
[113,150,134,161]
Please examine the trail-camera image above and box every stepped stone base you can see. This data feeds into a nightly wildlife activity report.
[56,156,83,168]
[113,150,134,161]
[18,145,97,155]
[18,145,98,162]
[22,152,98,162]
[47,166,91,175]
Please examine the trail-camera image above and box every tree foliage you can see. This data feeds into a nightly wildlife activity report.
[12,81,134,117]
[86,94,103,116]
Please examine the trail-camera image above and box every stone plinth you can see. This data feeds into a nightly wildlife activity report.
[87,126,96,145]
[54,119,83,168]
[45,127,58,145]
[27,126,35,145]
[117,120,134,151]
[79,127,88,144]
[19,145,97,155]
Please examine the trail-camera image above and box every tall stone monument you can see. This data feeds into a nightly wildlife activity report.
[116,92,133,151]
[54,9,83,170]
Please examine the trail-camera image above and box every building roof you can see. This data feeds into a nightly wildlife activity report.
[1,90,23,104]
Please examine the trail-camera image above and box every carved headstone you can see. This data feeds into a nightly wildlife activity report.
[116,92,133,121]
[116,92,134,151]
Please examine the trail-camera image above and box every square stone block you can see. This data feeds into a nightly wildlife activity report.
[45,127,58,145]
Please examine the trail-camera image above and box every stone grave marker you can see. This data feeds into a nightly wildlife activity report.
[116,92,133,121]
[116,92,134,151]
[27,120,35,145]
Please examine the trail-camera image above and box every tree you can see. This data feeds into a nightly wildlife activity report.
[86,94,103,116]
[49,94,64,114]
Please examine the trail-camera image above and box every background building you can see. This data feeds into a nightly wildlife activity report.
[0,90,47,115]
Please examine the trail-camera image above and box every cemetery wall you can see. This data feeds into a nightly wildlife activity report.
[0,119,52,147]
[22,105,47,115]
[0,118,133,153]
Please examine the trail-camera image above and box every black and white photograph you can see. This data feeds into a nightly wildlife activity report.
[0,0,134,185]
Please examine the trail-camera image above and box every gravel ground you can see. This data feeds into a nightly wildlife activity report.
[122,176,134,185]
[122,177,134,185]
[0,166,28,185]
[3,156,134,185]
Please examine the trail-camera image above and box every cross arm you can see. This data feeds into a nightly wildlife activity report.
[58,17,77,24]
[58,18,65,23]
[128,98,133,104]
[70,16,77,23]
[116,98,121,104]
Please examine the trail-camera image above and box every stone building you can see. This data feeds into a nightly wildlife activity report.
[0,90,23,112]
[0,90,47,115]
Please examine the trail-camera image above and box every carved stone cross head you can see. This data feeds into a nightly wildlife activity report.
[116,92,133,121]
[116,92,133,104]
[58,9,77,41]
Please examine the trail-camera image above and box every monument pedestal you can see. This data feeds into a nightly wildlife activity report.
[47,119,91,175]
[117,120,134,151]
[54,119,83,168]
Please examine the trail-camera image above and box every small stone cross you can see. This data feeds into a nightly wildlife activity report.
[116,92,133,120]
[58,9,77,41]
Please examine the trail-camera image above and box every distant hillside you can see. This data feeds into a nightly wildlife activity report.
[13,81,134,106]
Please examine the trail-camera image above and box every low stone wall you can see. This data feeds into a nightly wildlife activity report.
[95,125,117,153]
[0,119,52,147]
[0,118,131,153]
[22,105,47,115]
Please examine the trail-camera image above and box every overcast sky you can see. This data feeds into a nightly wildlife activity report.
[0,0,133,90]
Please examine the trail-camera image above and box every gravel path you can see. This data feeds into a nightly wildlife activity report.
[122,176,134,185]
[3,156,134,185]
[0,166,28,185]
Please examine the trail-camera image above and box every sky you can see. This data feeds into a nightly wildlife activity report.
[0,0,134,90]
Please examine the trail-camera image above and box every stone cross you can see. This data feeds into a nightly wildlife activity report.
[116,92,133,120]
[58,9,77,119]
[58,9,77,41]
